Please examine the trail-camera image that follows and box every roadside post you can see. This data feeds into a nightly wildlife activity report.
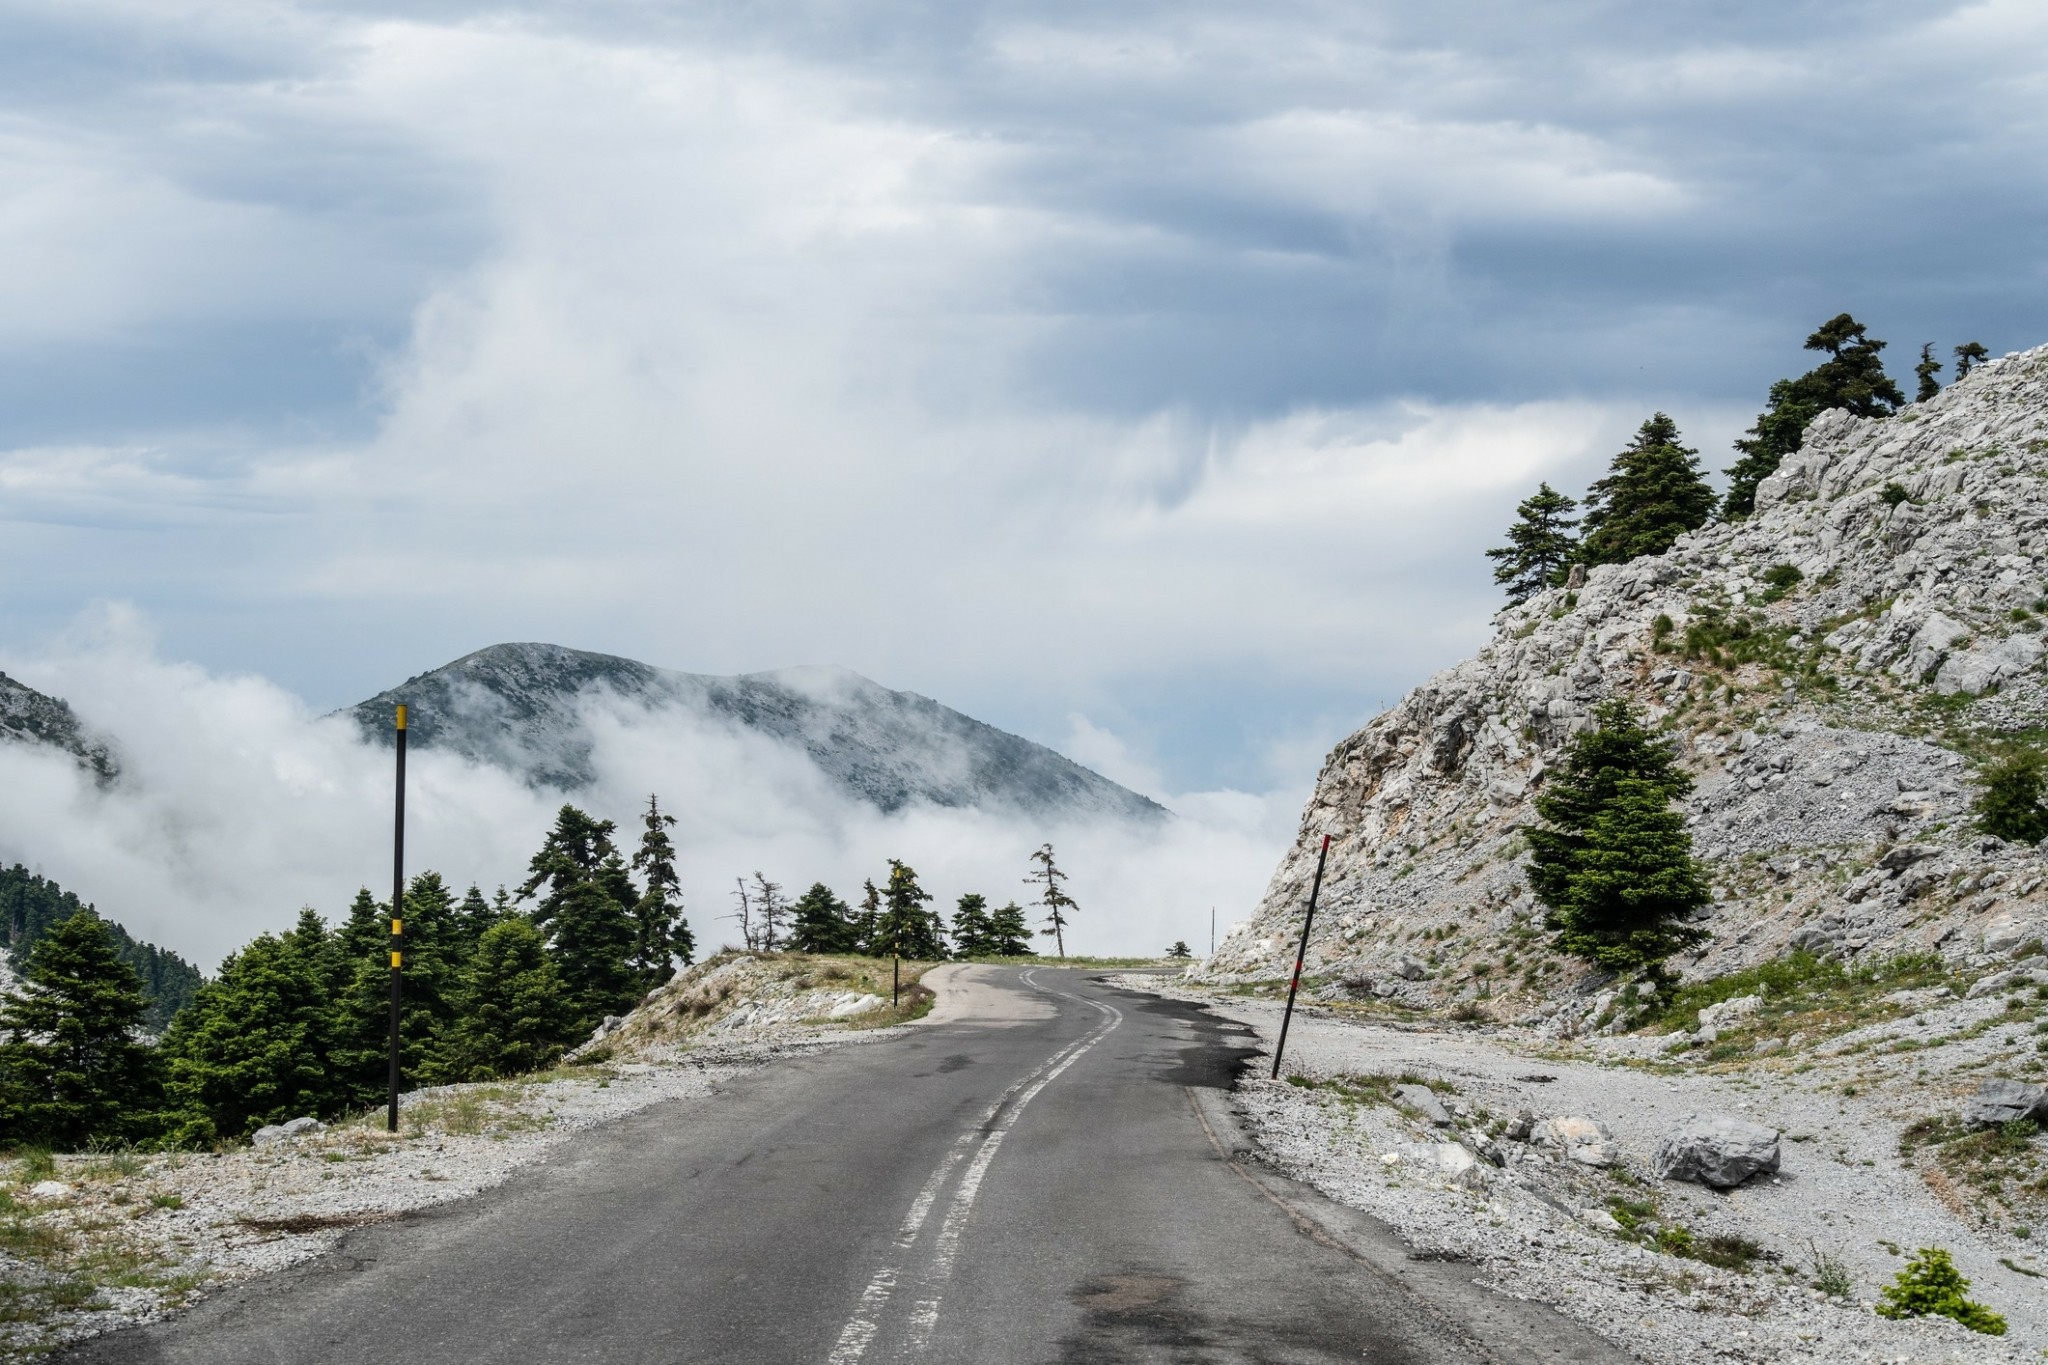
[1269,834,1332,1080]
[387,704,407,1133]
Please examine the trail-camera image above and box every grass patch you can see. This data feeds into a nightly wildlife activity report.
[1635,949,1952,1043]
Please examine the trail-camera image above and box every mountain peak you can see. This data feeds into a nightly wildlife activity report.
[345,645,1168,821]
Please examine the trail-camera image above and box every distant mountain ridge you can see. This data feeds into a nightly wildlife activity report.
[345,643,1169,822]
[0,671,116,781]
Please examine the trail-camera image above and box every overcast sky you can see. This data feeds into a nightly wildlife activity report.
[2,0,2043,800]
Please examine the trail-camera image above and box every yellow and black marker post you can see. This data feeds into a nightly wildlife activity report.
[387,703,407,1133]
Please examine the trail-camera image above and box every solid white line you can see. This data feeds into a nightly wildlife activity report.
[823,970,1121,1364]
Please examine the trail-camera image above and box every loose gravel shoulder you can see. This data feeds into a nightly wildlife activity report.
[1113,973,2043,1365]
[0,959,901,1362]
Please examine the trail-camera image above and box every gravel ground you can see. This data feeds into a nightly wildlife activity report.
[1111,974,2045,1365]
[0,1029,876,1361]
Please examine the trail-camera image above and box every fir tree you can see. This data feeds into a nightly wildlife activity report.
[1577,414,1715,567]
[453,884,504,959]
[988,902,1035,957]
[1486,483,1579,605]
[429,920,577,1082]
[162,932,346,1142]
[1953,341,1988,380]
[0,910,162,1149]
[1026,844,1077,958]
[854,879,883,955]
[876,861,944,960]
[628,795,693,985]
[752,874,790,953]
[1166,941,1193,959]
[1724,314,1905,517]
[1526,700,1707,974]
[517,808,639,1033]
[1914,343,1942,403]
[949,894,995,957]
[789,883,859,953]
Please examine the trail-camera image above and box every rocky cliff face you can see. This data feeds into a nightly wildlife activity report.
[1212,343,2048,1031]
[346,643,1168,822]
[0,671,117,782]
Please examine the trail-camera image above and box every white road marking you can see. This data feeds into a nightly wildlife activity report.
[904,976,1123,1353]
[824,971,1123,1364]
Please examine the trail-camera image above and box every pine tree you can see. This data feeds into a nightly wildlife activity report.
[1486,483,1579,605]
[162,932,346,1142]
[752,874,790,953]
[453,884,505,959]
[854,879,883,955]
[1724,314,1905,517]
[0,910,162,1149]
[1914,343,1943,403]
[1526,700,1707,974]
[949,894,995,957]
[988,901,1035,957]
[876,861,944,960]
[789,883,859,953]
[1577,414,1715,567]
[517,807,639,1034]
[1026,844,1077,958]
[429,920,577,1082]
[628,795,693,985]
[1166,941,1193,959]
[1953,341,1988,380]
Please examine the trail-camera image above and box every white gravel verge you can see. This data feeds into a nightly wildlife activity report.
[1111,975,2042,1365]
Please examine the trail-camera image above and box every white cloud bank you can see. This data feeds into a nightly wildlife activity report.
[0,606,1295,971]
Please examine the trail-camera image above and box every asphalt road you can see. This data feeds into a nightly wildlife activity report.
[62,967,1635,1365]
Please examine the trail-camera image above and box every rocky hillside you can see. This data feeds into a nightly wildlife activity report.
[0,671,116,781]
[346,643,1167,822]
[1212,342,2048,1031]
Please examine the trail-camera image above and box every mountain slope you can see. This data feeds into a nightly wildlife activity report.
[0,671,117,781]
[346,644,1168,822]
[1212,343,2048,1031]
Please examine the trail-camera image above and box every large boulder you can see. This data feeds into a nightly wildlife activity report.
[1654,1114,1781,1188]
[1392,1083,1453,1127]
[1962,1079,2048,1128]
[1697,995,1763,1031]
[251,1115,326,1146]
[1532,1115,1621,1167]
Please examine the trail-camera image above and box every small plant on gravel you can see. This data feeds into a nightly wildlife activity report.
[1807,1240,1853,1297]
[1691,1234,1766,1273]
[14,1148,58,1182]
[1875,1247,2006,1335]
[1654,1226,1694,1256]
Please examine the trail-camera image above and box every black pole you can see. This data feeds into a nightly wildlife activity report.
[892,953,900,1010]
[387,704,407,1133]
[1270,834,1332,1080]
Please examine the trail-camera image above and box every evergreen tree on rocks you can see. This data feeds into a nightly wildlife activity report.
[1166,941,1193,959]
[789,883,859,953]
[877,861,944,961]
[453,884,505,959]
[949,894,995,957]
[1526,700,1707,974]
[1724,314,1905,517]
[1486,483,1579,605]
[1954,341,1988,380]
[333,872,465,1101]
[430,919,577,1082]
[162,931,346,1142]
[1026,844,1078,958]
[0,910,162,1149]
[1974,749,2048,845]
[1914,343,1943,403]
[989,901,1036,957]
[1577,414,1716,567]
[628,795,693,985]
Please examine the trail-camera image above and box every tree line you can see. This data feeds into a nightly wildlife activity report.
[0,799,1084,1150]
[1486,318,1987,605]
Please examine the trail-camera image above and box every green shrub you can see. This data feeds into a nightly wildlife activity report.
[1875,1247,2006,1335]
[1759,564,1804,602]
[1974,749,2048,844]
[1879,482,1911,508]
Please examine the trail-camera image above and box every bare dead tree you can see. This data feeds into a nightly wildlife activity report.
[752,872,789,952]
[728,876,757,950]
